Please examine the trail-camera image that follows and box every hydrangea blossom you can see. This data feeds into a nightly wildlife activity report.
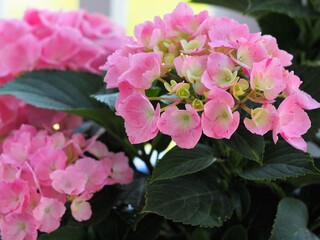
[0,125,133,239]
[102,2,320,152]
[0,9,125,141]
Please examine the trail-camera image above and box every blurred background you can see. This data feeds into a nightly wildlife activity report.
[0,0,259,35]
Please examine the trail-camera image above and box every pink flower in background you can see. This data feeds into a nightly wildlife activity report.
[1,213,37,240]
[0,8,126,139]
[50,166,88,196]
[0,125,133,239]
[0,179,28,215]
[32,197,65,233]
[102,152,134,185]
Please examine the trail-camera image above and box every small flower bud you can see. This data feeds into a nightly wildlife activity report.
[192,99,204,110]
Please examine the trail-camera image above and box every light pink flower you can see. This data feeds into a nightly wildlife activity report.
[202,87,240,139]
[50,166,87,196]
[244,104,277,135]
[40,27,81,66]
[1,213,37,240]
[74,157,106,192]
[202,52,237,89]
[158,105,202,148]
[134,18,165,49]
[234,42,269,70]
[273,95,311,152]
[117,93,160,144]
[250,58,286,100]
[175,55,204,82]
[86,141,109,159]
[30,147,66,186]
[120,52,162,89]
[163,2,208,38]
[0,179,28,215]
[282,70,302,97]
[258,35,293,67]
[208,17,250,48]
[106,152,133,185]
[70,194,92,222]
[32,197,65,233]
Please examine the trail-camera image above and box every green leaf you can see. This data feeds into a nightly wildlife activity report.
[92,93,118,111]
[190,0,248,13]
[38,226,88,240]
[189,228,211,240]
[144,171,233,227]
[224,124,265,164]
[0,70,103,109]
[91,210,129,240]
[222,225,248,240]
[230,183,251,221]
[287,173,320,187]
[247,0,318,18]
[269,198,319,240]
[0,70,113,126]
[127,214,163,240]
[145,86,162,97]
[240,141,318,180]
[151,144,218,182]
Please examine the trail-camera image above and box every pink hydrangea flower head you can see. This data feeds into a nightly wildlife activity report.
[101,2,319,151]
[158,105,202,148]
[32,197,66,233]
[202,87,240,139]
[0,213,37,240]
[117,93,160,144]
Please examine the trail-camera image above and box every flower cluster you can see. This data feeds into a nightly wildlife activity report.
[102,2,320,152]
[0,124,133,240]
[0,9,125,140]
